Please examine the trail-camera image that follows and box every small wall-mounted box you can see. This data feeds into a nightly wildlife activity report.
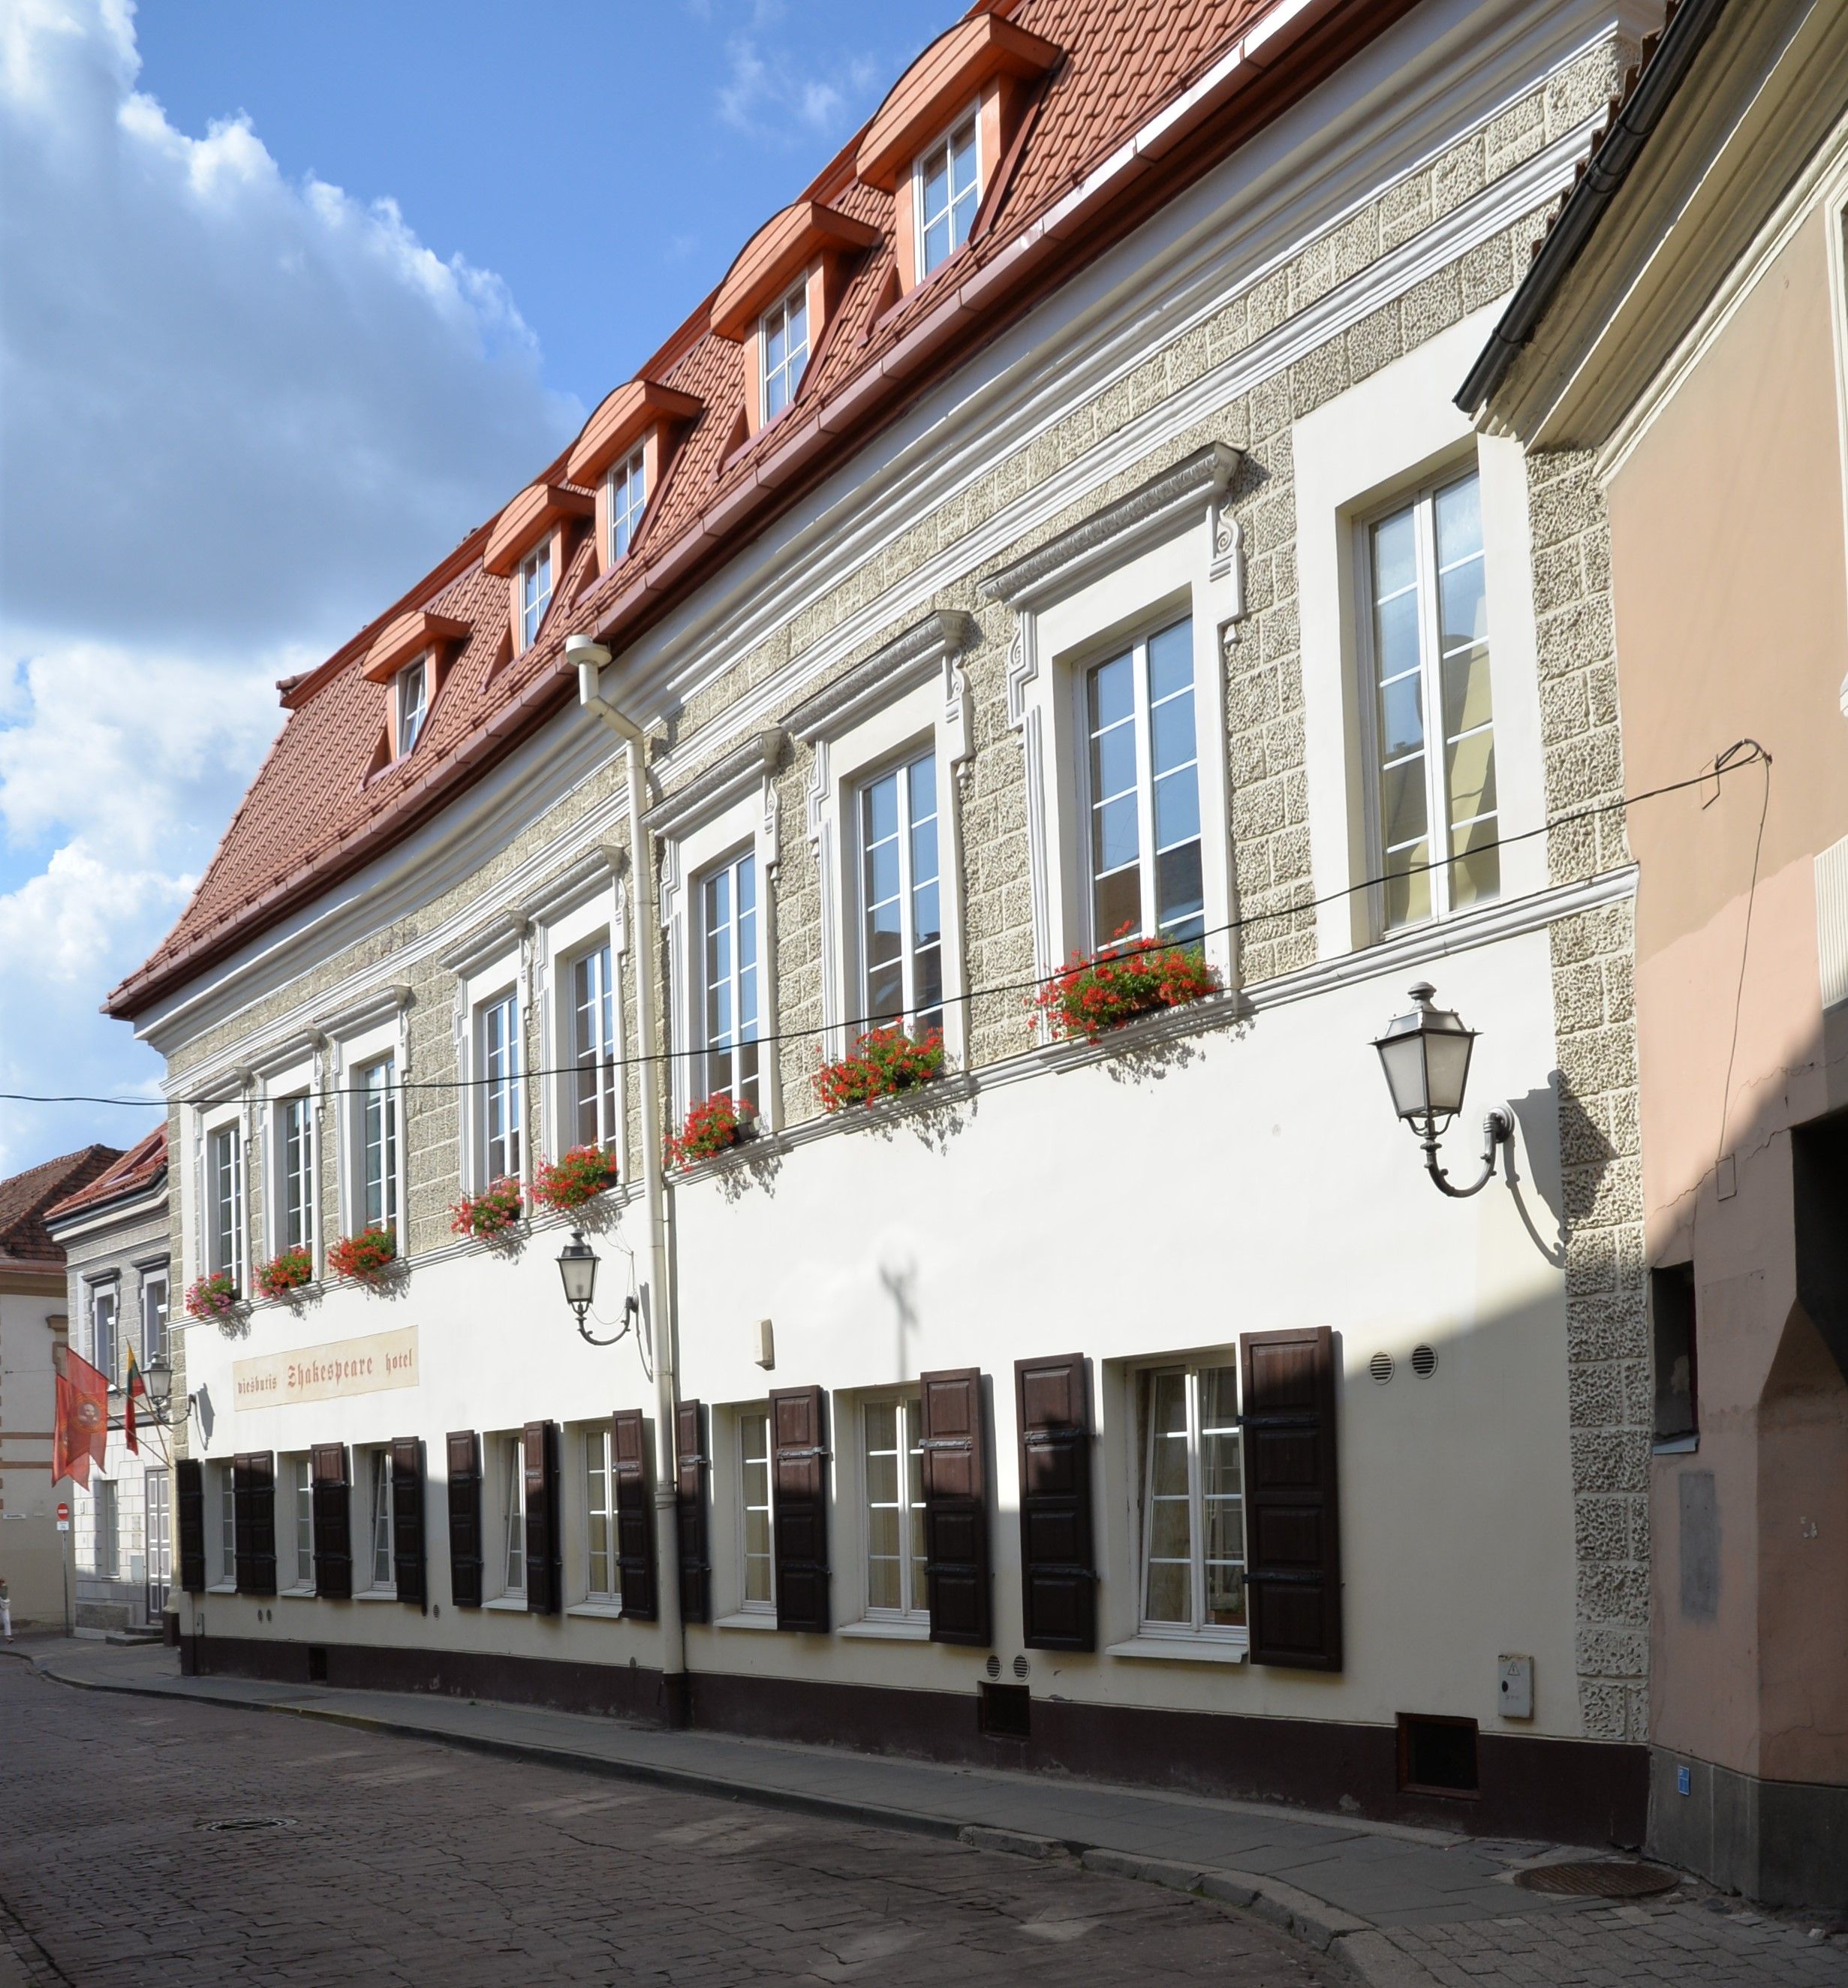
[754,1318,775,1369]
[1497,1653,1533,1720]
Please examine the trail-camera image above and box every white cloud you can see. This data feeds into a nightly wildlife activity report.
[716,32,883,143]
[0,0,582,1173]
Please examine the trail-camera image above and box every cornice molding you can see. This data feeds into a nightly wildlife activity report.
[315,980,412,1040]
[518,842,625,927]
[439,915,531,981]
[643,728,787,840]
[786,610,977,742]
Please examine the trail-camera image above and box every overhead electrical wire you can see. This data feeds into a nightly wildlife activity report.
[0,740,1771,1112]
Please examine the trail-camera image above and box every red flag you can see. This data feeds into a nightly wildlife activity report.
[122,1342,146,1456]
[53,1350,109,1489]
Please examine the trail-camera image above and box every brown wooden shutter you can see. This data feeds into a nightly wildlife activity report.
[769,1385,829,1633]
[676,1399,709,1625]
[1016,1353,1095,1651]
[919,1368,990,1646]
[311,1442,352,1600]
[523,1419,561,1615]
[611,1409,658,1621]
[233,1453,255,1591]
[446,1430,483,1609]
[1241,1326,1342,1671]
[391,1437,426,1609]
[176,1456,206,1593]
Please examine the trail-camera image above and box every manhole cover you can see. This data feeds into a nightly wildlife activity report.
[195,1817,297,1835]
[1515,1860,1677,1898]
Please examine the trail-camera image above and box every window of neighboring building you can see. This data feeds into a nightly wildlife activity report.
[146,1469,170,1598]
[215,1463,237,1586]
[91,1283,119,1387]
[355,1056,398,1236]
[859,749,944,1038]
[275,1093,314,1256]
[1085,616,1202,947]
[206,1124,243,1281]
[701,852,760,1113]
[585,1425,620,1605]
[519,541,552,652]
[916,113,979,280]
[1651,1263,1699,1449]
[365,1450,394,1593]
[1364,469,1497,929]
[477,991,522,1185]
[1137,1360,1245,1640]
[93,1477,118,1580]
[570,941,619,1150]
[140,1267,168,1366]
[501,1438,526,1598]
[607,447,646,565]
[862,1396,927,1622]
[760,279,809,426]
[285,1453,315,1590]
[395,655,429,758]
[738,1408,774,1613]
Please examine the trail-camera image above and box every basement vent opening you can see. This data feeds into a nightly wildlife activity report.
[1397,1714,1478,1797]
[1369,1352,1394,1385]
[979,1681,1031,1740]
[307,1646,329,1682]
[984,1654,1001,1679]
[1410,1344,1438,1377]
[1013,1655,1031,1679]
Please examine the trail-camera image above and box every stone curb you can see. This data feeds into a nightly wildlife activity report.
[28,1658,1444,1985]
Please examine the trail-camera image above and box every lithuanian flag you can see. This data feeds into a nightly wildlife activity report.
[122,1341,147,1455]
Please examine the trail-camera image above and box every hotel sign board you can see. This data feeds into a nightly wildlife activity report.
[233,1327,420,1409]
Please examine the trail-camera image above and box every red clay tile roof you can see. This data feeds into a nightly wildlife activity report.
[112,0,1409,1021]
[0,1146,123,1270]
[43,1128,167,1225]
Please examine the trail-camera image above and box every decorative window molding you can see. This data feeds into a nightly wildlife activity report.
[980,444,1245,987]
[644,728,786,845]
[790,612,976,1063]
[531,845,628,1172]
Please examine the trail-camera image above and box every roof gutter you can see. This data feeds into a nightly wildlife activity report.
[1455,0,1731,417]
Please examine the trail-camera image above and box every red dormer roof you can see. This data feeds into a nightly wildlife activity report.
[362,609,474,685]
[709,200,884,342]
[566,380,706,487]
[111,0,1410,1023]
[43,1128,167,1224]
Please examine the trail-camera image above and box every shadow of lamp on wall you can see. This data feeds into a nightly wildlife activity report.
[1373,982,1514,1199]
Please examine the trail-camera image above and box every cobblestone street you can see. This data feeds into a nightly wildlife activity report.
[0,1663,1338,1986]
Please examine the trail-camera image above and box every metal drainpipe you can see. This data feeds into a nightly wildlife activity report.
[575,649,687,1725]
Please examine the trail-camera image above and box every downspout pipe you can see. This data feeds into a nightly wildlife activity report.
[567,634,687,1726]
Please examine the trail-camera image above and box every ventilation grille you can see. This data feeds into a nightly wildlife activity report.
[984,1654,1001,1679]
[1013,1655,1031,1679]
[1369,1352,1395,1385]
[1410,1344,1438,1377]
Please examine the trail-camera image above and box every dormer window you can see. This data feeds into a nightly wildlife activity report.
[607,447,646,565]
[395,655,429,758]
[761,280,810,426]
[916,112,979,279]
[519,541,552,651]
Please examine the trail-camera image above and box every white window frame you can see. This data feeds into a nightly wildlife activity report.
[1355,467,1500,933]
[760,276,810,426]
[359,1447,395,1597]
[856,1393,928,1625]
[1007,513,1239,1000]
[519,540,552,652]
[139,1264,169,1366]
[1293,308,1546,959]
[1074,613,1206,952]
[395,653,429,758]
[201,1114,245,1287]
[497,1435,526,1600]
[736,1405,775,1616]
[913,104,980,283]
[269,1084,316,1263]
[536,881,628,1182]
[474,986,522,1188]
[282,1452,315,1594]
[351,1053,399,1236]
[583,1423,621,1606]
[89,1279,120,1387]
[1132,1357,1248,1647]
[211,1462,237,1590]
[695,845,763,1118]
[606,447,646,565]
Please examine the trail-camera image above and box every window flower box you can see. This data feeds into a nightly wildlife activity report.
[814,1026,947,1113]
[254,1247,314,1301]
[531,1146,619,1212]
[450,1177,524,1242]
[1031,927,1221,1042]
[327,1227,397,1283]
[667,1094,756,1169]
[185,1270,239,1322]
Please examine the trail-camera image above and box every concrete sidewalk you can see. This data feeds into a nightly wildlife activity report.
[6,1634,1844,1987]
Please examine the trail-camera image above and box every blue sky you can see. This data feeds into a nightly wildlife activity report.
[0,0,954,1175]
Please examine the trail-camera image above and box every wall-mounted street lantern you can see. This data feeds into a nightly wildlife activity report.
[1373,982,1513,1199]
[557,1227,641,1351]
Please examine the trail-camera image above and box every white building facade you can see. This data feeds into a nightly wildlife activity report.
[111,0,1660,1845]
